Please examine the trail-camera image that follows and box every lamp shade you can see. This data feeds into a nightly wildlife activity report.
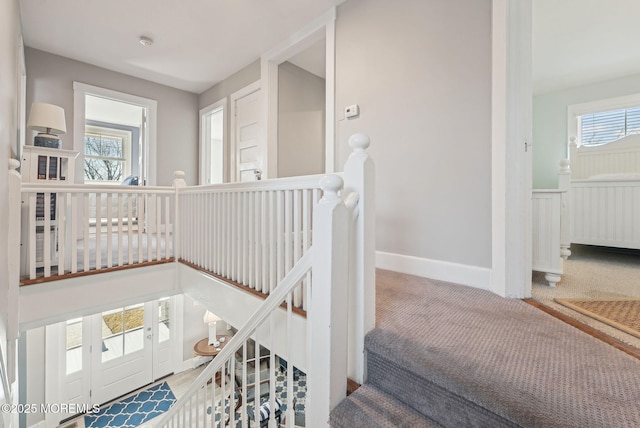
[27,102,67,134]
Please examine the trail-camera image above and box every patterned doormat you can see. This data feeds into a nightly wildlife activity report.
[554,298,640,339]
[85,382,176,428]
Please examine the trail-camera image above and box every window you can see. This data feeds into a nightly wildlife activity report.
[101,304,145,362]
[84,125,132,182]
[200,99,226,184]
[65,317,83,375]
[157,297,170,343]
[579,106,640,146]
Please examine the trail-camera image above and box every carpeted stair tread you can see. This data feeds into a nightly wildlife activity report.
[367,270,640,427]
[330,384,441,428]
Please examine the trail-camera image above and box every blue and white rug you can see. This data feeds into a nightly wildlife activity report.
[85,382,176,428]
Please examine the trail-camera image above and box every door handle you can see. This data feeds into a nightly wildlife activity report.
[254,169,262,180]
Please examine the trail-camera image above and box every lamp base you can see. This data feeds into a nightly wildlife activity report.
[34,134,61,149]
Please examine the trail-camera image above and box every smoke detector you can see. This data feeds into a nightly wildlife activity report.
[139,36,154,47]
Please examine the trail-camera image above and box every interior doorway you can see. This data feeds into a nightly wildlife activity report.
[73,82,157,186]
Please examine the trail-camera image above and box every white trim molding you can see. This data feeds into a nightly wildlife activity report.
[261,7,337,177]
[73,82,158,185]
[376,251,492,291]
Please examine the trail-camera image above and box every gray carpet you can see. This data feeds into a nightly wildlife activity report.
[331,269,640,427]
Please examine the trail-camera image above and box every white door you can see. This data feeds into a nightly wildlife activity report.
[231,83,263,182]
[91,302,153,404]
[153,297,173,379]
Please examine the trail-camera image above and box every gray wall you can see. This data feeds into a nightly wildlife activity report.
[533,73,640,188]
[335,0,493,268]
[25,48,199,186]
[278,61,325,177]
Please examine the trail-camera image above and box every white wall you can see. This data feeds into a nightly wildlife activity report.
[0,2,22,426]
[533,73,640,188]
[278,61,325,177]
[24,48,199,186]
[335,0,493,270]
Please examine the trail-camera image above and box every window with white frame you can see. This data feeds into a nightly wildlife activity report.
[570,93,640,147]
[579,106,640,146]
[84,125,132,182]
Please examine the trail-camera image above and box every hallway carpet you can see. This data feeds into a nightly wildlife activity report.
[331,269,640,427]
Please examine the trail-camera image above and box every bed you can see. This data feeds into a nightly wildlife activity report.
[533,134,640,287]
[569,134,640,250]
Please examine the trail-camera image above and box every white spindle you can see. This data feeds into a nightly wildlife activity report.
[58,193,66,275]
[293,190,301,307]
[276,190,284,286]
[155,195,161,261]
[269,190,276,294]
[118,193,124,266]
[261,191,268,293]
[71,193,78,274]
[95,193,102,269]
[138,194,143,263]
[43,192,52,277]
[165,195,171,260]
[107,193,113,268]
[242,191,248,285]
[254,191,262,290]
[28,193,36,279]
[147,194,153,263]
[83,194,90,271]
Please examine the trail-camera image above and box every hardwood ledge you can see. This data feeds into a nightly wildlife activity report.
[20,258,175,286]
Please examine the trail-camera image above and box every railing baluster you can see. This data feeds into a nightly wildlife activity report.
[83,193,90,271]
[70,193,78,274]
[137,194,143,263]
[118,193,124,266]
[58,192,66,275]
[276,190,284,286]
[43,192,52,277]
[260,191,268,293]
[254,191,261,291]
[242,191,248,285]
[269,190,276,294]
[107,193,113,268]
[293,189,301,307]
[95,192,102,269]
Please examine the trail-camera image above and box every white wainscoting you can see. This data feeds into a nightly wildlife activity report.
[376,251,492,292]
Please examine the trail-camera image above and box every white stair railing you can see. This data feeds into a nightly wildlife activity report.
[176,175,324,310]
[19,182,176,281]
[154,249,313,428]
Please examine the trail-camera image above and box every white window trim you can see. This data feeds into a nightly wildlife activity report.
[73,82,157,185]
[199,98,227,185]
[568,92,640,146]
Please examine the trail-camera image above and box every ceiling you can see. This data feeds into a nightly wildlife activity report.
[533,0,640,94]
[20,1,640,96]
[19,0,341,94]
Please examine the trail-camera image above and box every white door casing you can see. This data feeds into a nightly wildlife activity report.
[231,82,262,182]
[200,98,227,185]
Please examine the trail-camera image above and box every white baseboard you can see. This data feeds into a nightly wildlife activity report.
[376,251,492,291]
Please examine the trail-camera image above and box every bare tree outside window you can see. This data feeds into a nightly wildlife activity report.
[84,132,126,182]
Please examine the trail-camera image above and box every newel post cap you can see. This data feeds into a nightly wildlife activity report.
[9,158,20,171]
[559,158,570,172]
[173,170,187,187]
[320,174,343,200]
[348,134,370,152]
[569,136,577,147]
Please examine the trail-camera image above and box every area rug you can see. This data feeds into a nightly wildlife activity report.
[554,298,640,339]
[84,382,175,428]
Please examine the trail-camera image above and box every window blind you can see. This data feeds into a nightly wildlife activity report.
[580,106,640,146]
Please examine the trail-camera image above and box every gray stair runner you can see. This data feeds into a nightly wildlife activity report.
[330,274,640,427]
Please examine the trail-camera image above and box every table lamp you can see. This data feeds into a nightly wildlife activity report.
[27,102,67,148]
[203,310,221,346]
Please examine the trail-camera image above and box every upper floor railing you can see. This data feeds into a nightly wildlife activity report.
[8,134,376,427]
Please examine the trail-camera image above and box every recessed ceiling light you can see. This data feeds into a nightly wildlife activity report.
[139,36,154,47]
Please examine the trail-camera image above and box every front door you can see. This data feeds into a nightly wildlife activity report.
[91,302,153,405]
[232,82,263,182]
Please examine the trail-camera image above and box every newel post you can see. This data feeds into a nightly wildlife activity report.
[309,174,349,426]
[173,170,187,261]
[342,134,375,384]
[558,159,571,260]
[7,159,22,386]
